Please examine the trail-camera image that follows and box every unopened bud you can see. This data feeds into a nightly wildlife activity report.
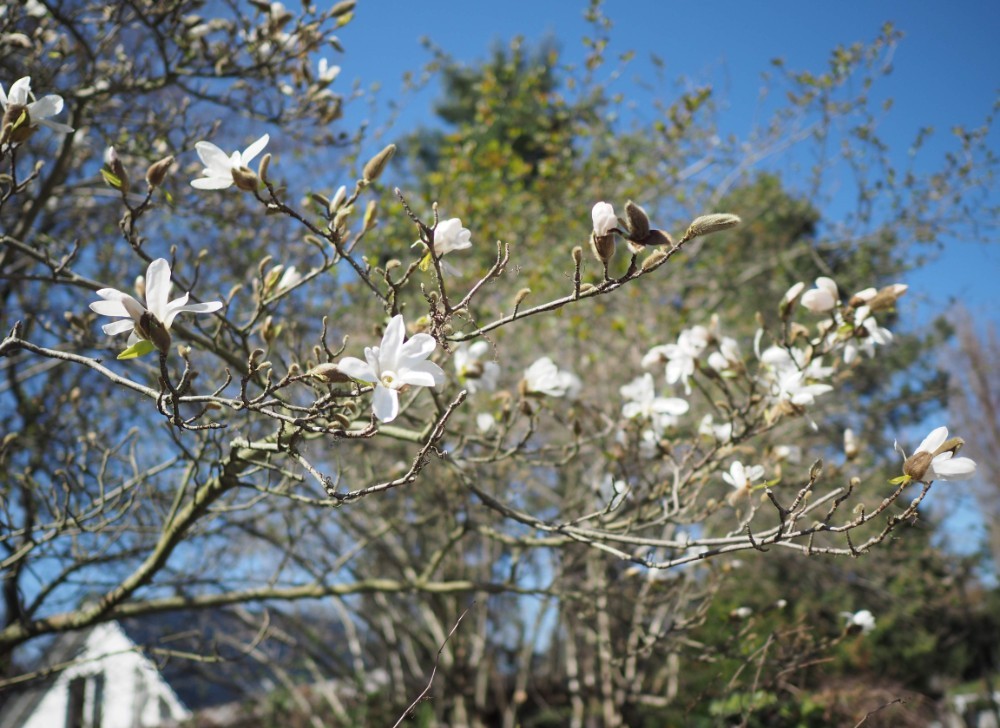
[843,428,859,460]
[330,0,356,17]
[362,143,396,182]
[571,245,583,265]
[808,458,823,481]
[863,283,909,312]
[621,200,650,241]
[145,155,174,188]
[513,288,531,308]
[258,152,272,183]
[232,166,260,192]
[589,232,615,264]
[103,146,130,194]
[641,249,668,271]
[682,213,741,242]
[329,185,347,212]
[363,199,378,232]
[308,362,350,383]
[780,281,806,318]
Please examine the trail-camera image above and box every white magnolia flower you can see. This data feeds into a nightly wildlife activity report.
[707,336,741,372]
[271,265,303,295]
[433,218,473,256]
[731,606,754,620]
[758,346,833,407]
[0,76,74,145]
[476,413,496,433]
[642,325,709,395]
[698,414,733,443]
[895,426,977,482]
[592,201,617,237]
[453,341,500,394]
[317,57,341,84]
[620,373,688,429]
[843,305,893,364]
[523,357,581,399]
[800,277,839,313]
[89,258,223,347]
[338,315,445,423]
[722,461,765,492]
[841,609,876,635]
[190,133,269,190]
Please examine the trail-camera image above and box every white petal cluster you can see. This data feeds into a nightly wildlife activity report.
[620,373,689,435]
[896,426,977,482]
[699,414,733,443]
[338,315,445,423]
[841,609,876,634]
[89,259,223,347]
[523,357,581,399]
[433,218,473,256]
[1,76,74,148]
[591,201,617,237]
[722,461,765,491]
[453,341,500,394]
[642,326,709,395]
[758,345,833,407]
[191,133,269,190]
[800,277,839,313]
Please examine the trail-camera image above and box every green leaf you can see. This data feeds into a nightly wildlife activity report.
[888,474,912,486]
[117,339,156,360]
[100,168,123,189]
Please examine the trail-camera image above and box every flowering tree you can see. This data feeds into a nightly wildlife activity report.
[0,2,995,725]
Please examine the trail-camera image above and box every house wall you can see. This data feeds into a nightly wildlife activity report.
[19,622,190,728]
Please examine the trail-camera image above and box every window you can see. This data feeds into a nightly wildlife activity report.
[65,673,105,728]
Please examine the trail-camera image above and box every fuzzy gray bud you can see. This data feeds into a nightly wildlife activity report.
[682,213,741,242]
[145,155,174,188]
[622,200,650,241]
[363,143,396,182]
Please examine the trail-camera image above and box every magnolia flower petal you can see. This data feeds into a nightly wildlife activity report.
[930,454,977,480]
[915,426,948,455]
[191,175,234,190]
[6,78,31,106]
[399,360,445,388]
[174,301,223,315]
[89,298,131,317]
[653,398,689,416]
[377,315,406,370]
[144,259,172,321]
[371,384,399,423]
[337,356,376,383]
[195,140,230,169]
[102,319,137,336]
[241,133,270,165]
[29,95,64,119]
[399,332,436,361]
[36,119,74,133]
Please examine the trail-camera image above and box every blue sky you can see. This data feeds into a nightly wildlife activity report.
[337,0,999,317]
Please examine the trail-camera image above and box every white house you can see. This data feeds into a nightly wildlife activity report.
[0,622,190,728]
